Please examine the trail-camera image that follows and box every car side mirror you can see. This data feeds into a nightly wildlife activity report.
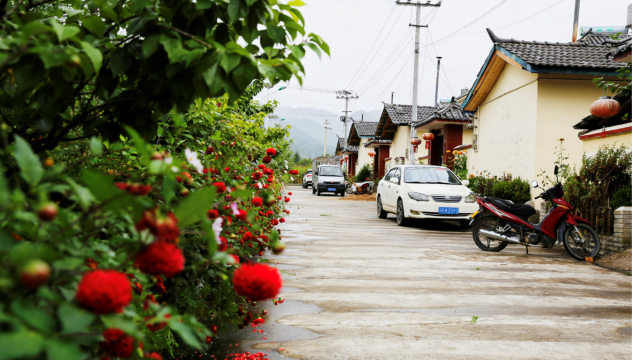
[390,177,399,184]
[462,180,470,186]
[554,165,558,175]
[531,180,538,188]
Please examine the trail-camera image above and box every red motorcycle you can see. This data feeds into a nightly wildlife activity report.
[469,166,600,260]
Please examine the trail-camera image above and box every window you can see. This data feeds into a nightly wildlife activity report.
[319,166,343,177]
[404,167,462,185]
[384,169,396,181]
[392,168,401,184]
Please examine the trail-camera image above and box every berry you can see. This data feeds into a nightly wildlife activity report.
[19,260,50,290]
[37,203,58,222]
[44,158,54,167]
[180,188,189,197]
[67,54,81,67]
[151,152,164,161]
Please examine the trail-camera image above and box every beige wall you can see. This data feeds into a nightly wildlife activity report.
[582,133,632,154]
[357,138,372,171]
[391,126,411,163]
[467,64,539,184]
[413,128,429,164]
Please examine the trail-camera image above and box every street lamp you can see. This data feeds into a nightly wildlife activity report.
[264,83,286,128]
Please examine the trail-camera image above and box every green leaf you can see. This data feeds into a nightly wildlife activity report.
[50,20,80,41]
[99,6,118,23]
[0,330,45,360]
[142,34,160,58]
[11,301,53,333]
[0,160,9,206]
[13,135,44,186]
[288,0,306,6]
[46,339,84,360]
[124,126,149,165]
[82,15,105,37]
[163,176,176,205]
[266,25,286,43]
[101,315,138,335]
[307,42,322,59]
[174,187,216,227]
[81,41,102,73]
[58,303,95,334]
[169,321,202,350]
[53,257,83,271]
[196,0,212,9]
[228,0,241,23]
[90,136,102,155]
[66,178,95,210]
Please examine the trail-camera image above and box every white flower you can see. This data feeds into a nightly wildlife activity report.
[164,156,173,164]
[230,202,240,215]
[291,177,294,181]
[171,166,179,173]
[285,164,288,169]
[212,218,223,245]
[185,148,203,173]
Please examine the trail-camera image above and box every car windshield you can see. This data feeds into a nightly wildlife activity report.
[404,167,461,185]
[319,166,343,177]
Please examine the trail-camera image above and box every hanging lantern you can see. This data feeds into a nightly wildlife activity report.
[422,133,435,141]
[590,96,620,118]
[410,137,422,146]
[413,145,418,152]
[368,150,376,158]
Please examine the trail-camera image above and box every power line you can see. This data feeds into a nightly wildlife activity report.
[345,4,397,89]
[495,0,567,31]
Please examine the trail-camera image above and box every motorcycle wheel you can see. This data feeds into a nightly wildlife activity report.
[472,215,509,252]
[563,223,600,260]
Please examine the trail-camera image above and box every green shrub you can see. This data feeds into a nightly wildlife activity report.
[611,184,632,210]
[467,175,499,197]
[490,178,531,204]
[354,164,373,182]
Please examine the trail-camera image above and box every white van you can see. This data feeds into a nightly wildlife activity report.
[312,165,346,196]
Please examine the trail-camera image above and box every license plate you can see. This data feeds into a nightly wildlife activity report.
[328,188,336,191]
[438,207,459,214]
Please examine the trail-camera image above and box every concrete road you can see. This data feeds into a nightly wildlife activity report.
[258,186,632,359]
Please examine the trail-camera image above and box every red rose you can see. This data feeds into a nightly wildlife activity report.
[258,164,266,169]
[176,172,193,185]
[266,177,273,183]
[271,219,279,226]
[236,209,248,222]
[207,209,219,219]
[279,218,285,223]
[134,242,185,278]
[232,263,282,301]
[284,197,290,203]
[263,184,269,189]
[102,328,134,358]
[231,255,240,264]
[144,294,158,310]
[145,353,163,360]
[251,172,262,180]
[145,314,171,332]
[219,236,228,252]
[76,270,132,314]
[266,148,276,156]
[136,209,180,243]
[288,192,293,195]
[205,146,215,155]
[262,155,272,164]
[252,197,263,207]
[266,210,274,217]
[224,167,230,172]
[214,182,226,193]
[263,168,273,175]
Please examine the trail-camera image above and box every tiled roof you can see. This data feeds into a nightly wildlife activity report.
[337,137,345,150]
[364,139,392,148]
[342,145,359,153]
[353,121,378,136]
[413,102,472,128]
[608,38,632,59]
[384,103,437,125]
[487,28,629,70]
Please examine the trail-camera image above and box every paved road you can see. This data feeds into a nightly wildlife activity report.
[257,186,631,359]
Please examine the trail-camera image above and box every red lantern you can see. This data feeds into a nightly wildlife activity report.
[422,133,435,141]
[410,137,422,146]
[590,96,620,118]
[368,150,376,158]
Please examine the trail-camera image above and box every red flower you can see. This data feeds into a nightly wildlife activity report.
[231,255,240,264]
[263,184,269,189]
[145,314,171,332]
[143,294,157,310]
[176,172,193,185]
[288,192,293,195]
[155,275,167,295]
[266,177,273,183]
[76,270,132,314]
[284,197,290,203]
[223,216,233,225]
[252,197,263,207]
[102,328,134,358]
[251,172,262,180]
[266,210,274,217]
[145,353,163,360]
[232,263,282,301]
[219,236,228,252]
[271,219,278,226]
[207,209,219,219]
[280,218,285,223]
[263,168,274,175]
[136,209,180,243]
[205,146,215,155]
[262,155,272,164]
[236,210,248,222]
[134,242,185,278]
[266,148,276,156]
[258,164,266,169]
[205,336,213,344]
[116,183,152,196]
[214,182,226,193]
[224,167,230,172]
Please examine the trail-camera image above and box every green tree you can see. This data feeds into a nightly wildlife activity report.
[0,0,329,163]
[293,151,300,162]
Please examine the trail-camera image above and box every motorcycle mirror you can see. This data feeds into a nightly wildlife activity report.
[554,165,559,175]
[531,180,539,188]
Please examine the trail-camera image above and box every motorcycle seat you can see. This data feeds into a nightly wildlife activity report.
[485,197,536,220]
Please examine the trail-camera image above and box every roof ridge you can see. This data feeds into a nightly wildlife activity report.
[486,28,614,47]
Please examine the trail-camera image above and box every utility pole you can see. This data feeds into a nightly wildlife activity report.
[571,0,581,42]
[434,56,442,107]
[336,90,359,149]
[323,119,332,156]
[396,0,441,165]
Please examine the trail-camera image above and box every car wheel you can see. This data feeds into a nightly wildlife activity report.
[377,196,387,219]
[396,199,408,226]
[312,184,316,194]
[340,191,345,197]
[317,190,321,196]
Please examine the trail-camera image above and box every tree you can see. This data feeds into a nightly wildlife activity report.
[0,0,329,161]
[293,151,300,162]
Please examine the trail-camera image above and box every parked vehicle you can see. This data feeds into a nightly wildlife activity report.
[312,165,346,196]
[376,165,478,226]
[469,165,600,261]
[302,169,313,188]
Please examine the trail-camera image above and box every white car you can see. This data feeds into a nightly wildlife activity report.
[302,169,312,188]
[376,165,478,227]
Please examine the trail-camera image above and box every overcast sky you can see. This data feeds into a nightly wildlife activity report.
[254,0,630,119]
